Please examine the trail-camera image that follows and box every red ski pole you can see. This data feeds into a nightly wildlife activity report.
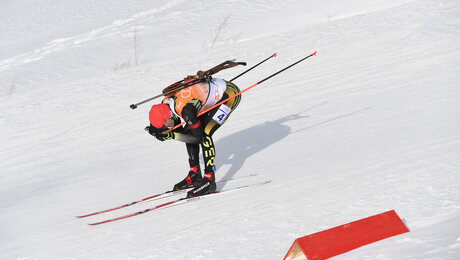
[165,51,317,133]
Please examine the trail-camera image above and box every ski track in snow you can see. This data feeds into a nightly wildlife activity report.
[1,0,460,259]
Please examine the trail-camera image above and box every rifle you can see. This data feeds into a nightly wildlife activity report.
[130,60,246,109]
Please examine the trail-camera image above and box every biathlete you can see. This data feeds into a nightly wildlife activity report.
[146,74,241,197]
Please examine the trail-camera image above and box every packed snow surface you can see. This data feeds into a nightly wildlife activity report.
[1,0,460,259]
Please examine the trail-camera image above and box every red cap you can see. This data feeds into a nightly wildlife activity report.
[149,104,170,128]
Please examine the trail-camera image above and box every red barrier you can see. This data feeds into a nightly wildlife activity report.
[284,210,409,260]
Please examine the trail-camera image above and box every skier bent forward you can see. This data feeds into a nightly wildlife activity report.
[146,74,241,197]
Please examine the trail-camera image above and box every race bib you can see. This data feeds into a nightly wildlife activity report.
[212,104,231,124]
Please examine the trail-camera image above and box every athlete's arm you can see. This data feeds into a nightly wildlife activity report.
[172,100,204,144]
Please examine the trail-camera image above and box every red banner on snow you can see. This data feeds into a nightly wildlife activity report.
[284,210,409,260]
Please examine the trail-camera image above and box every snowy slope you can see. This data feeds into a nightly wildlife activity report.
[1,0,460,259]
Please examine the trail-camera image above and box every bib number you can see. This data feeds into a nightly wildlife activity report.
[212,104,231,124]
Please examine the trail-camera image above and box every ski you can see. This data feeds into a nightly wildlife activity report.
[88,180,271,226]
[76,174,258,218]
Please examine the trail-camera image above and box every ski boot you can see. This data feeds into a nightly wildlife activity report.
[187,171,216,198]
[173,165,202,191]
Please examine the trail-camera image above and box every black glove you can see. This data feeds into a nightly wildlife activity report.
[145,125,175,142]
[146,125,164,135]
[154,132,175,142]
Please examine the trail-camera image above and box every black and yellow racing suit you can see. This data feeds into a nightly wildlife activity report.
[170,80,241,173]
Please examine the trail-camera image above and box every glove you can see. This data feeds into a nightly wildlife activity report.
[146,125,166,136]
[145,125,175,142]
[146,125,156,136]
[155,132,175,142]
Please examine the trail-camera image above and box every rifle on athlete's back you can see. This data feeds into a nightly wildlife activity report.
[130,60,246,110]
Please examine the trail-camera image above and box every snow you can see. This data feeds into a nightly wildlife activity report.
[1,0,460,259]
